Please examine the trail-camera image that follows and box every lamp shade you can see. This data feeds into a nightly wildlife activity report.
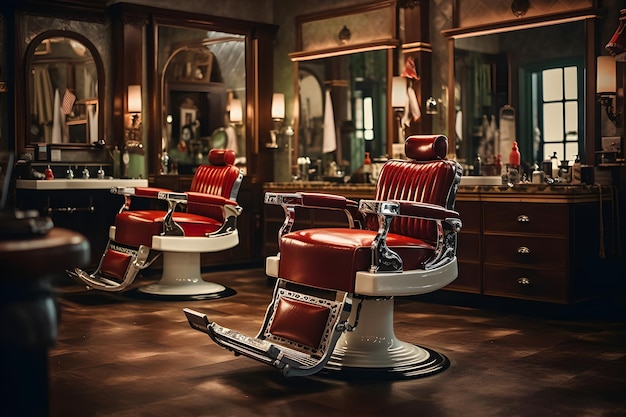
[230,99,243,123]
[391,76,406,108]
[127,85,142,113]
[271,93,285,120]
[597,56,616,94]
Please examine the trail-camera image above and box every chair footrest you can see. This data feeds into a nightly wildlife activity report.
[183,308,331,376]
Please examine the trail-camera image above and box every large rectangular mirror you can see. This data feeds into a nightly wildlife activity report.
[296,49,388,180]
[452,21,587,173]
[158,25,246,174]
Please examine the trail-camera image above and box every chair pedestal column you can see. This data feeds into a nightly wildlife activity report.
[324,297,449,379]
[139,252,226,296]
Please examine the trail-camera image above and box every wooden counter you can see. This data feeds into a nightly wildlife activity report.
[263,182,620,304]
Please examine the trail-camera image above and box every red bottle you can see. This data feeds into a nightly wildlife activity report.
[44,165,54,180]
[509,142,520,168]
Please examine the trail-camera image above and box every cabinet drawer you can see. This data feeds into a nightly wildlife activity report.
[445,261,481,293]
[483,235,567,269]
[484,265,569,303]
[456,201,480,231]
[483,202,568,235]
[458,231,480,262]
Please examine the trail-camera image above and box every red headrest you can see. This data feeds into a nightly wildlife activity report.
[405,135,448,161]
[208,149,236,166]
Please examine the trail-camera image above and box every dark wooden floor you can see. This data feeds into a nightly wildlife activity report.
[49,268,626,417]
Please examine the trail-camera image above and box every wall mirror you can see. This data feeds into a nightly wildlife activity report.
[158,24,246,174]
[25,30,104,145]
[296,49,389,179]
[452,21,587,171]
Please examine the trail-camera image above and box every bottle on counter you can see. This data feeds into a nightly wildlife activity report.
[473,153,482,176]
[495,154,502,176]
[508,142,521,184]
[571,155,582,185]
[112,146,121,178]
[44,165,54,180]
[550,151,560,179]
[161,149,169,175]
[363,152,372,183]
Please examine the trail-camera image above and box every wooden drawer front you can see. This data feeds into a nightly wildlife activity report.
[456,201,481,231]
[484,265,569,303]
[483,202,569,235]
[458,232,480,262]
[446,261,481,293]
[483,235,567,269]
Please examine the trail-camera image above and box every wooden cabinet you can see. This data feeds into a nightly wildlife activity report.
[447,200,482,293]
[263,183,620,305]
[453,187,619,304]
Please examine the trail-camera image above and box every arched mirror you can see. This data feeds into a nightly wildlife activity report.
[158,25,246,175]
[24,30,104,145]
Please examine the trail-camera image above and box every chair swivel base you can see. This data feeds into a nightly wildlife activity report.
[319,297,449,380]
[138,251,227,297]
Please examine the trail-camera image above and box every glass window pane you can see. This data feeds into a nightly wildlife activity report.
[543,68,563,101]
[543,102,564,141]
[564,101,578,134]
[564,142,578,163]
[564,66,578,100]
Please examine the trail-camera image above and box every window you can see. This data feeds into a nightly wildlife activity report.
[528,60,583,164]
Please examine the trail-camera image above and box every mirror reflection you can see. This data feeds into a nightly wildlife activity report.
[297,49,387,181]
[28,35,99,144]
[159,26,246,174]
[454,21,585,174]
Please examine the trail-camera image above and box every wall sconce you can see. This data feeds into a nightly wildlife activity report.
[391,76,406,142]
[229,98,243,124]
[127,84,142,140]
[597,55,621,125]
[267,93,285,148]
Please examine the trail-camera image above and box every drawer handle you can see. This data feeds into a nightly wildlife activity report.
[516,214,530,223]
[517,246,530,255]
[517,277,531,286]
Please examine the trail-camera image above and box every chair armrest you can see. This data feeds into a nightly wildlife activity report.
[264,192,357,210]
[265,192,362,247]
[360,199,462,232]
[111,186,171,198]
[358,199,463,273]
[111,186,172,213]
[186,192,239,208]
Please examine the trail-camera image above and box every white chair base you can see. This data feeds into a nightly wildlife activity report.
[322,296,448,379]
[138,251,226,296]
[266,255,451,379]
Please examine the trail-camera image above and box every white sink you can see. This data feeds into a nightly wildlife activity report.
[459,176,502,186]
[16,178,149,190]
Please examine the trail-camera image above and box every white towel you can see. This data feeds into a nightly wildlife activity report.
[88,104,98,142]
[51,89,62,143]
[322,89,337,154]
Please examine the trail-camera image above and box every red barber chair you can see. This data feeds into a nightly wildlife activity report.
[185,135,462,378]
[71,149,243,297]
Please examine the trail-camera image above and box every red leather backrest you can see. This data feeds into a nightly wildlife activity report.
[372,135,460,244]
[188,149,242,219]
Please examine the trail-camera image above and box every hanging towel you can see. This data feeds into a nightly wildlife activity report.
[225,125,238,154]
[51,89,62,143]
[88,104,98,142]
[322,89,337,154]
